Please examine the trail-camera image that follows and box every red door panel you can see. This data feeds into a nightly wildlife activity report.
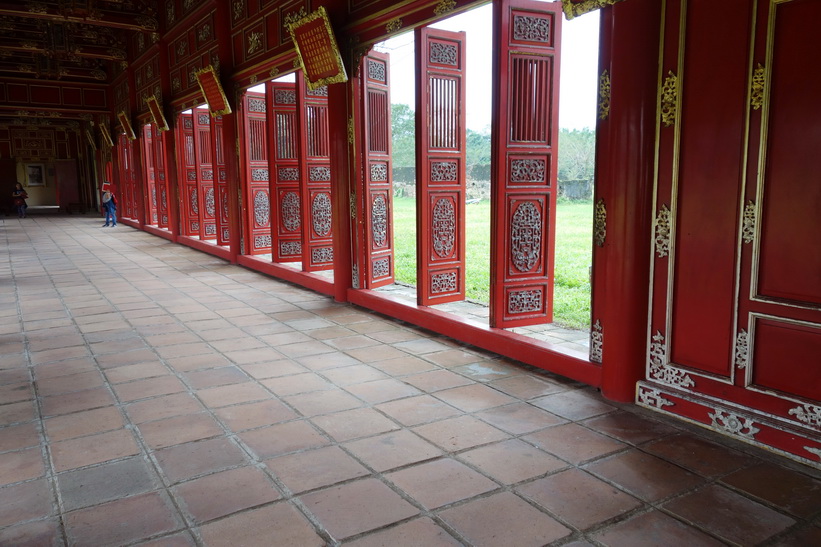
[193,107,217,240]
[213,116,230,246]
[416,27,467,306]
[243,91,271,255]
[489,0,561,328]
[269,82,303,262]
[178,112,199,237]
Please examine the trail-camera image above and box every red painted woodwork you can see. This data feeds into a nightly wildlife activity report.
[267,81,303,263]
[594,0,660,402]
[53,160,79,211]
[415,27,467,306]
[641,0,821,466]
[153,127,170,230]
[358,51,395,289]
[297,79,334,272]
[192,107,217,240]
[177,112,199,237]
[142,124,159,225]
[489,0,561,328]
[116,133,138,221]
[243,91,272,255]
[213,116,230,246]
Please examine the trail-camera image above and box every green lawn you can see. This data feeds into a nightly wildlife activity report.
[392,197,593,330]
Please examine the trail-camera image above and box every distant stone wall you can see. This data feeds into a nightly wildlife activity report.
[558,179,593,201]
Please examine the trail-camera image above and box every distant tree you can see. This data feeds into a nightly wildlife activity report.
[558,128,596,182]
[391,103,416,171]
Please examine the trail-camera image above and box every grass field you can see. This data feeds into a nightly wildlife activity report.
[392,197,593,330]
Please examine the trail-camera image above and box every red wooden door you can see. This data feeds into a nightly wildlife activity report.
[243,91,272,255]
[192,107,217,240]
[416,27,467,306]
[116,133,138,220]
[53,160,79,211]
[178,112,199,237]
[152,126,169,229]
[298,81,334,271]
[268,81,303,262]
[638,0,821,465]
[489,0,561,328]
[142,124,158,225]
[359,51,395,288]
[213,115,230,246]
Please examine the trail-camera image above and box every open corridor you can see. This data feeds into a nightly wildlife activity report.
[1,215,819,546]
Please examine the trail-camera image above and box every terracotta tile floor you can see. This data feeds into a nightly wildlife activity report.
[1,216,820,546]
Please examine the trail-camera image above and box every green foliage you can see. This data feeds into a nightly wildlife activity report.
[558,128,596,182]
[391,103,416,170]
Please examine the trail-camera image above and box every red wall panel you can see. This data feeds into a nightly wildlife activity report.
[752,318,821,401]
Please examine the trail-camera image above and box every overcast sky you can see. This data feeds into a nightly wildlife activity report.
[379,4,600,131]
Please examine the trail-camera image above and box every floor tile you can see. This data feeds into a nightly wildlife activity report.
[438,491,571,547]
[530,389,617,420]
[0,478,53,527]
[413,415,510,452]
[44,405,125,442]
[0,400,36,427]
[386,457,498,509]
[582,410,680,445]
[137,413,223,450]
[487,374,566,400]
[720,462,821,518]
[0,422,40,452]
[450,361,517,381]
[104,362,170,383]
[39,387,115,417]
[311,407,399,442]
[592,509,726,547]
[57,456,159,511]
[265,445,370,494]
[164,353,231,372]
[34,370,106,397]
[375,355,438,376]
[517,468,642,530]
[664,484,795,545]
[154,437,248,483]
[0,447,45,485]
[320,364,390,386]
[198,502,324,547]
[475,402,566,435]
[584,449,703,501]
[423,349,486,368]
[402,369,474,392]
[183,366,249,389]
[196,383,272,408]
[238,420,329,458]
[0,518,63,547]
[64,492,183,546]
[112,376,187,402]
[173,466,280,523]
[344,378,422,404]
[375,395,462,426]
[344,430,443,472]
[643,433,756,477]
[300,478,418,540]
[297,351,363,371]
[284,388,363,416]
[213,399,298,431]
[524,423,626,464]
[51,428,140,472]
[459,439,567,485]
[125,393,205,424]
[239,359,307,380]
[260,372,333,396]
[345,516,462,547]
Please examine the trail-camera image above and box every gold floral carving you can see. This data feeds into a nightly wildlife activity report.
[434,0,456,16]
[750,63,765,110]
[594,199,606,247]
[269,67,280,79]
[386,18,402,34]
[247,32,263,55]
[598,69,611,120]
[660,71,678,127]
[561,0,625,20]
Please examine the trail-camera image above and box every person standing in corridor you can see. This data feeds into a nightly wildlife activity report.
[102,188,117,227]
[12,182,28,218]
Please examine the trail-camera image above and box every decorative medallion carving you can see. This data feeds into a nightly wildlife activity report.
[312,247,334,264]
[247,32,263,55]
[513,15,550,43]
[190,188,198,214]
[367,59,386,83]
[281,192,301,231]
[275,89,296,105]
[430,42,458,66]
[309,166,331,182]
[370,163,388,182]
[590,319,603,363]
[734,329,749,370]
[431,272,457,294]
[508,289,543,314]
[598,69,611,120]
[594,198,606,247]
[251,168,269,182]
[751,63,765,110]
[349,192,356,219]
[198,23,211,42]
[373,257,390,278]
[307,86,328,97]
[232,0,243,22]
[269,67,280,79]
[201,169,213,181]
[431,162,457,182]
[649,331,696,388]
[655,204,671,258]
[510,159,545,183]
[510,201,542,272]
[371,196,388,247]
[255,235,271,248]
[386,18,402,34]
[352,264,359,289]
[434,0,456,16]
[347,116,355,144]
[312,193,332,237]
[742,200,756,244]
[253,191,270,227]
[788,404,821,428]
[197,113,210,125]
[661,71,678,127]
[248,98,266,113]
[205,188,215,217]
[280,241,301,256]
[183,115,194,131]
[432,198,456,258]
[278,167,299,181]
[638,387,674,409]
[709,409,760,439]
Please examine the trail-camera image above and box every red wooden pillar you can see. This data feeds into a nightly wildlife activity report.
[329,81,351,302]
[594,0,662,402]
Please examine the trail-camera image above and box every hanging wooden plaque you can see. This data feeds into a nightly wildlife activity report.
[195,65,232,116]
[288,6,348,90]
[99,122,114,147]
[118,110,136,140]
[145,94,170,131]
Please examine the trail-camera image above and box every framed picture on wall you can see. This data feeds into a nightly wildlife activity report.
[25,163,46,187]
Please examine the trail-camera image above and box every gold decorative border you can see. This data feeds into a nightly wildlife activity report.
[85,129,97,151]
[195,65,232,116]
[287,6,348,90]
[561,0,626,20]
[117,110,136,140]
[145,94,170,131]
[99,122,114,147]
